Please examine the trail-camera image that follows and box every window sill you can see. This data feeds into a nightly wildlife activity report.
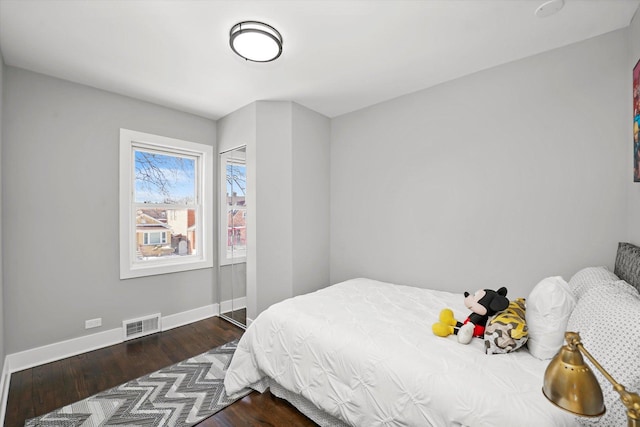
[120,258,213,279]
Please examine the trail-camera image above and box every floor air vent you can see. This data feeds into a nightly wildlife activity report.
[123,313,161,341]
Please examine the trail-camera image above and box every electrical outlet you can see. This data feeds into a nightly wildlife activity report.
[85,318,102,329]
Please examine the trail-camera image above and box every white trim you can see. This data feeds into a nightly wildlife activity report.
[162,304,218,331]
[6,328,123,374]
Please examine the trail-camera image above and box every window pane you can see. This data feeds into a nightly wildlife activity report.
[135,208,197,261]
[135,150,196,204]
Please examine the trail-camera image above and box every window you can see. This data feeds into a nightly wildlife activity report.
[219,147,247,264]
[143,231,167,245]
[120,129,213,279]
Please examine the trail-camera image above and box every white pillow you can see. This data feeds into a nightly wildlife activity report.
[566,280,640,426]
[568,266,618,300]
[525,276,576,360]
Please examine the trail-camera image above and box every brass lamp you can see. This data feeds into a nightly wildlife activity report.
[542,331,640,427]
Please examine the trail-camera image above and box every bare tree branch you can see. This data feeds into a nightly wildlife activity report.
[135,151,194,203]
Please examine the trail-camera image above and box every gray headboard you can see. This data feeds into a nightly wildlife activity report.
[614,242,640,294]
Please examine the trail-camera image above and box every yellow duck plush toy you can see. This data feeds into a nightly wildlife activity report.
[432,287,509,344]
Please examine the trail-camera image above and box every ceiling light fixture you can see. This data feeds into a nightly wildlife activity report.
[229,21,283,62]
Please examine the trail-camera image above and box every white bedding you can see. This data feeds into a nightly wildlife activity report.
[224,278,576,427]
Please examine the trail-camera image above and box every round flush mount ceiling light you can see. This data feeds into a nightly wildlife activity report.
[535,0,565,18]
[229,21,283,62]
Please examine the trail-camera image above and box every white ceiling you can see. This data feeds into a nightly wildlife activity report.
[0,0,638,120]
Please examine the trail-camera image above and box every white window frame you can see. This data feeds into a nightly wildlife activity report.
[119,129,214,279]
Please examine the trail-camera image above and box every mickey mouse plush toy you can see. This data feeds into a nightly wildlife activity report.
[432,287,509,344]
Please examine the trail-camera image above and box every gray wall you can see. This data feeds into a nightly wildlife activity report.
[292,103,330,296]
[218,101,330,318]
[253,101,331,313]
[2,67,217,353]
[330,29,628,298]
[627,11,640,243]
[254,101,295,314]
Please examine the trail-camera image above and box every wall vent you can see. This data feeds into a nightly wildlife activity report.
[122,313,161,341]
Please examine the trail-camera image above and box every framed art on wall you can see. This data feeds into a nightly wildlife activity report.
[634,59,640,182]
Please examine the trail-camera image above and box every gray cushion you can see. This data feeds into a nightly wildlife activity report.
[614,242,640,294]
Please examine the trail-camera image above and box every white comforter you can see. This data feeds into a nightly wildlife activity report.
[224,278,576,427]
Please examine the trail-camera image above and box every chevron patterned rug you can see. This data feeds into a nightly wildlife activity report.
[25,339,250,427]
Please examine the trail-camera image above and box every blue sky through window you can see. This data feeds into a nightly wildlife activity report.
[135,150,195,204]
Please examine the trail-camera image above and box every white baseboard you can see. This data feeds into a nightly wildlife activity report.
[219,296,246,314]
[162,303,219,331]
[6,327,124,374]
[0,302,231,425]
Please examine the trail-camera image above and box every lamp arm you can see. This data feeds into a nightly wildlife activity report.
[574,339,640,424]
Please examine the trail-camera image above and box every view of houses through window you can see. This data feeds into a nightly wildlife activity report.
[134,149,198,261]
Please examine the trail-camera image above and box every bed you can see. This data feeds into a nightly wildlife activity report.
[224,243,640,427]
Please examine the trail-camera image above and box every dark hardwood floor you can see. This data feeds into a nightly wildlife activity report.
[5,316,318,427]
